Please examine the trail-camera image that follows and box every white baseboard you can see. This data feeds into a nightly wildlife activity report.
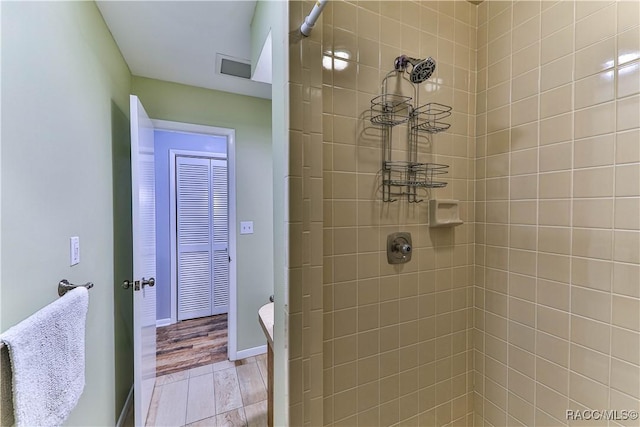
[116,385,134,427]
[235,345,267,360]
[156,318,172,327]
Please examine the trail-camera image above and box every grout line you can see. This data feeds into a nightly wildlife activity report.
[608,2,620,416]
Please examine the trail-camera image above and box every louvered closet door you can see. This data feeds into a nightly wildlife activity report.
[210,159,229,315]
[177,157,212,320]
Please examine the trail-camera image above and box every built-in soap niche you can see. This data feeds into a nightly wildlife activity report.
[429,199,463,228]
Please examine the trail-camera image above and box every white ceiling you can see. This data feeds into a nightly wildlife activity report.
[96,1,271,99]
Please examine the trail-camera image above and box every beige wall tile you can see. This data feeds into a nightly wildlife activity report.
[510,273,536,303]
[611,358,640,399]
[574,134,615,169]
[540,85,573,120]
[536,356,568,395]
[612,295,640,332]
[571,343,610,386]
[573,167,614,198]
[540,142,572,172]
[574,102,616,140]
[575,36,615,80]
[537,279,570,311]
[541,0,574,38]
[569,372,609,410]
[572,228,613,260]
[512,1,539,27]
[540,171,571,199]
[572,257,612,292]
[536,385,569,425]
[541,55,574,92]
[575,1,612,20]
[511,122,539,151]
[539,200,571,226]
[541,25,574,65]
[537,305,570,340]
[575,3,616,50]
[512,15,540,53]
[618,61,640,99]
[538,253,570,283]
[575,70,615,110]
[508,363,535,399]
[510,149,538,176]
[540,113,573,145]
[617,27,640,67]
[611,326,640,366]
[617,95,640,131]
[510,175,537,200]
[571,315,610,354]
[613,230,640,264]
[509,321,536,354]
[618,0,640,31]
[511,96,539,127]
[536,331,569,368]
[613,262,640,298]
[616,164,640,197]
[571,286,611,323]
[509,297,535,328]
[513,42,540,78]
[572,198,613,229]
[538,227,571,255]
[510,225,537,251]
[616,128,640,164]
[488,32,512,65]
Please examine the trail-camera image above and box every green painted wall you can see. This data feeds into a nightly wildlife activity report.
[250,0,272,76]
[1,1,132,425]
[251,1,289,424]
[131,76,274,353]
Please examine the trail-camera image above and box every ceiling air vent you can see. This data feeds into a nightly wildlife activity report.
[218,54,251,80]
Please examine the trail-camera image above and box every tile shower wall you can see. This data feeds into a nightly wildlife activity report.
[316,1,476,425]
[289,1,325,426]
[474,1,640,426]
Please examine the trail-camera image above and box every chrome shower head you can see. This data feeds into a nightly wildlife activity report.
[410,57,436,83]
[394,55,437,84]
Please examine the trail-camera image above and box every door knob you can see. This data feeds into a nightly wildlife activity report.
[123,278,154,291]
[141,277,155,288]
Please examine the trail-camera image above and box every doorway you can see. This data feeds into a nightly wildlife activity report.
[151,121,238,370]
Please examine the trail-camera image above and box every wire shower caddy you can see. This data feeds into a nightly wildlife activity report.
[370,69,452,203]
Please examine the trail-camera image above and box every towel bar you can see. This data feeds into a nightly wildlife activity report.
[58,279,93,297]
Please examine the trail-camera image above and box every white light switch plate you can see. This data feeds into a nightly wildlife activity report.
[70,236,80,266]
[240,221,254,234]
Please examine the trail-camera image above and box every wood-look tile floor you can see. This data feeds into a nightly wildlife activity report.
[146,355,268,427]
[156,315,228,376]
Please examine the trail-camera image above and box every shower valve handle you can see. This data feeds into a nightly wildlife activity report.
[394,242,412,255]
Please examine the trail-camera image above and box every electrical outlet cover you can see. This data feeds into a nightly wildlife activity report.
[70,236,80,266]
[240,221,254,234]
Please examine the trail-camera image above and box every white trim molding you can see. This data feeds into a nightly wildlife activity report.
[156,318,172,328]
[116,385,134,427]
[235,345,267,361]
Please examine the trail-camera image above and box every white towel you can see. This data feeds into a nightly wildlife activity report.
[0,287,89,427]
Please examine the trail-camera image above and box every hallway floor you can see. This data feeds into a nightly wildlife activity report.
[147,355,268,426]
[156,315,228,376]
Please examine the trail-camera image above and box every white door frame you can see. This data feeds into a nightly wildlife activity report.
[152,119,238,361]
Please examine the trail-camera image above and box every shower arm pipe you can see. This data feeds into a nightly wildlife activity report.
[300,0,328,37]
